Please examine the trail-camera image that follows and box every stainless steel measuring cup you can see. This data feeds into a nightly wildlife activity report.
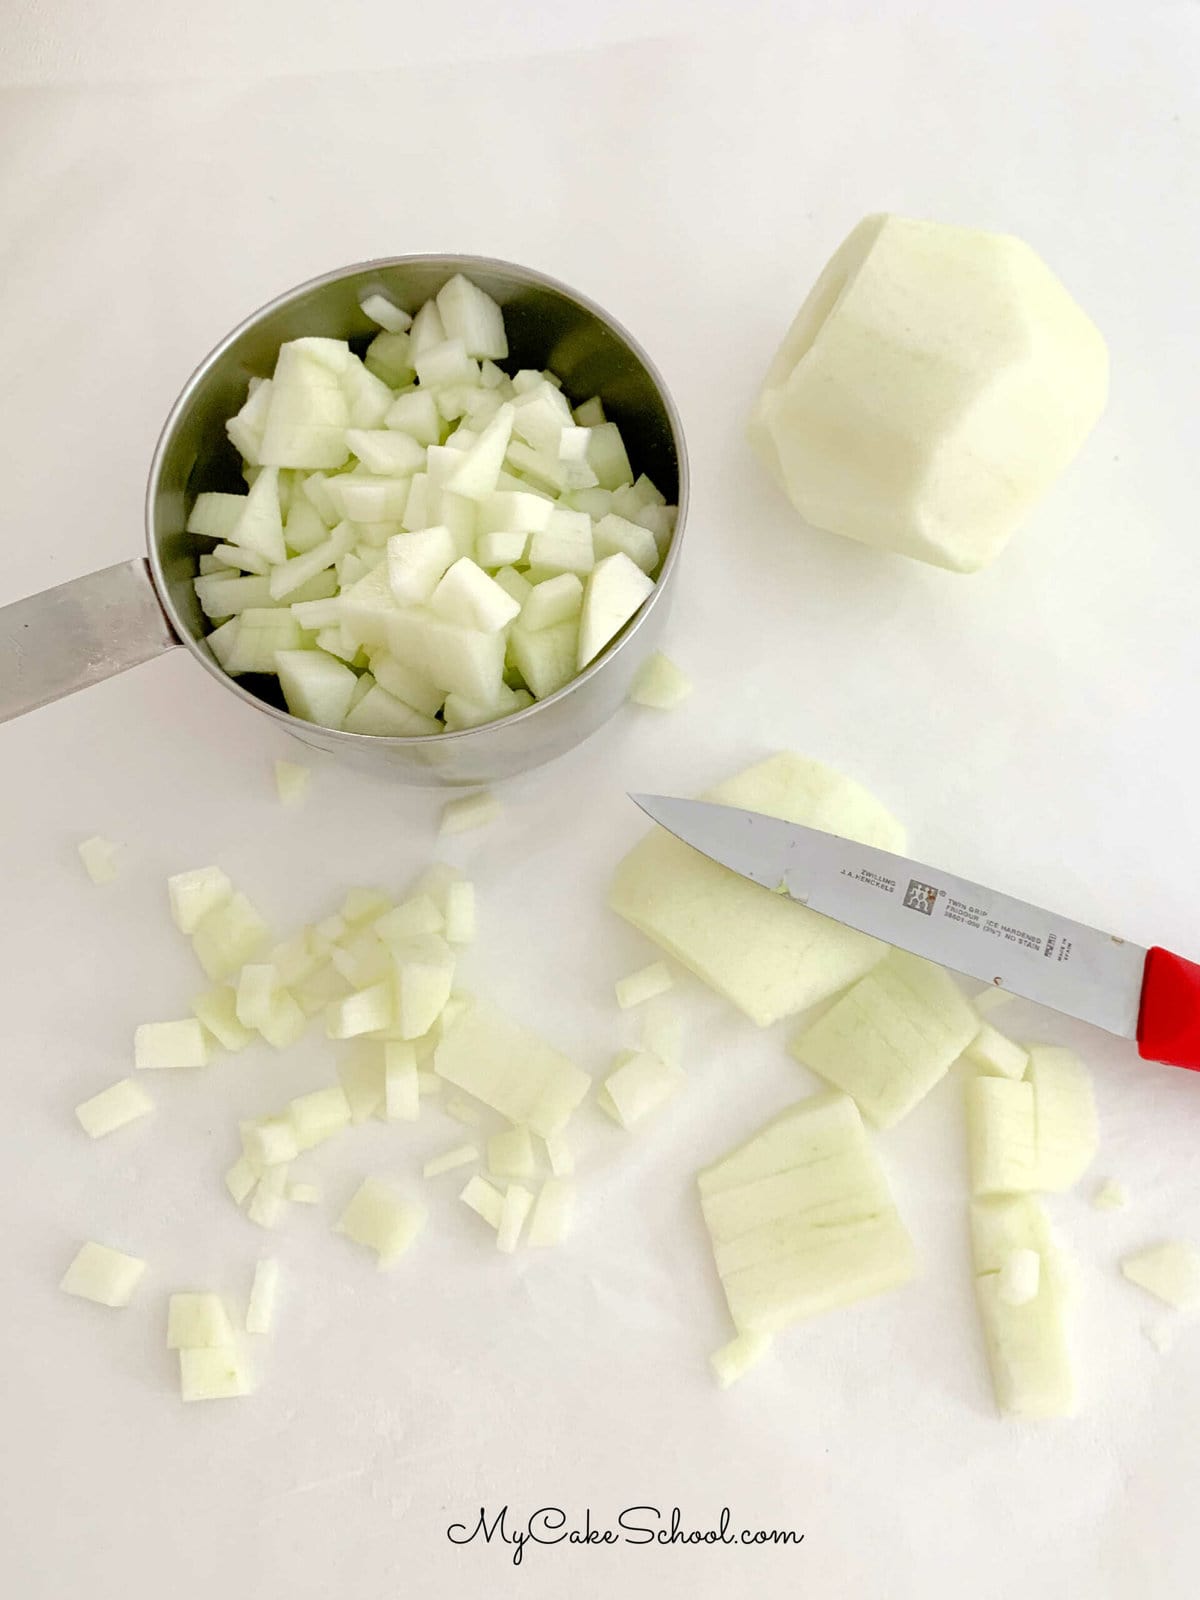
[0,255,688,786]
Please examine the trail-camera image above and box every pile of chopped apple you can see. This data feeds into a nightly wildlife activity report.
[61,748,1165,1416]
[186,276,678,734]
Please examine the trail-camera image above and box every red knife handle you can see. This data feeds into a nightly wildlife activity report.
[1137,946,1200,1071]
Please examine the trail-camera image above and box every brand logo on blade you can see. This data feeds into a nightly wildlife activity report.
[903,880,940,915]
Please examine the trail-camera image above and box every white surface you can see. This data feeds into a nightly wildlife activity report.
[2,4,1200,1597]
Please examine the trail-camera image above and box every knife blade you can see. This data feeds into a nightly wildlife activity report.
[628,793,1200,1071]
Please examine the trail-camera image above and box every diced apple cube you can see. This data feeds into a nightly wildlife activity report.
[1120,1242,1200,1309]
[586,422,634,489]
[362,330,414,387]
[188,491,249,541]
[509,620,579,700]
[75,1078,153,1138]
[336,1178,425,1268]
[429,558,522,633]
[78,835,119,885]
[629,651,692,710]
[460,1173,504,1229]
[593,512,658,573]
[965,1023,1029,1080]
[245,1258,280,1334]
[487,1125,536,1181]
[167,1292,235,1350]
[134,1019,208,1071]
[384,1041,420,1121]
[60,1242,146,1308]
[394,934,456,1039]
[436,274,508,360]
[179,1347,250,1402]
[386,608,506,704]
[520,573,583,633]
[276,649,358,728]
[577,553,654,669]
[168,866,234,935]
[360,293,412,333]
[966,1075,1037,1196]
[598,1050,685,1128]
[475,530,527,568]
[1027,1046,1097,1191]
[439,790,501,836]
[615,961,674,1010]
[289,1085,352,1150]
[343,685,439,737]
[326,981,394,1039]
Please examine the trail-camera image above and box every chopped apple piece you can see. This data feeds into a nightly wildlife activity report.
[384,1042,420,1121]
[192,986,255,1051]
[326,980,394,1039]
[336,1178,425,1268]
[611,753,905,1027]
[245,1259,280,1334]
[179,1347,250,1402]
[274,759,311,806]
[168,866,234,935]
[224,1156,258,1206]
[167,1292,235,1350]
[628,651,691,710]
[60,1242,146,1308]
[699,1092,915,1339]
[191,891,271,981]
[289,1086,352,1151]
[337,1042,386,1123]
[440,790,500,836]
[460,1173,504,1229]
[598,1050,685,1129]
[434,1000,590,1139]
[526,1178,574,1248]
[1027,1046,1097,1191]
[577,553,654,669]
[75,1078,153,1138]
[497,1183,534,1253]
[964,1023,1029,1081]
[78,836,119,885]
[1120,1242,1200,1310]
[247,1164,290,1230]
[615,961,674,1010]
[966,1076,1037,1196]
[969,1195,1074,1418]
[791,951,978,1128]
[134,1019,209,1071]
[543,1131,574,1178]
[487,1125,536,1181]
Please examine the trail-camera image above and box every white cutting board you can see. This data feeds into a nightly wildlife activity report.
[1,4,1198,1597]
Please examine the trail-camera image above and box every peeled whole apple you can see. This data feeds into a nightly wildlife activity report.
[748,214,1108,572]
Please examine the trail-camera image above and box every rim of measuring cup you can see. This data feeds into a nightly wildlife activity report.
[145,253,689,750]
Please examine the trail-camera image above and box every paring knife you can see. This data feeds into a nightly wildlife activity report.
[628,794,1200,1073]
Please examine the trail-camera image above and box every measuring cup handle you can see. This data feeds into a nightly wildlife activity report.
[0,558,178,723]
